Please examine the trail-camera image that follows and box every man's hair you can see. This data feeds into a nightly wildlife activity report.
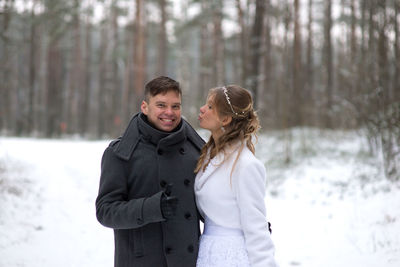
[144,76,182,101]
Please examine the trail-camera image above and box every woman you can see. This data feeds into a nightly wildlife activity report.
[195,85,278,267]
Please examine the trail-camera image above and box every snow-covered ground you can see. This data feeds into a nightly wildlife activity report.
[0,129,399,267]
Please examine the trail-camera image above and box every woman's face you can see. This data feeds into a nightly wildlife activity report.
[198,94,223,136]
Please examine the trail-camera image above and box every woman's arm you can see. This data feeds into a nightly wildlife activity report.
[233,156,278,267]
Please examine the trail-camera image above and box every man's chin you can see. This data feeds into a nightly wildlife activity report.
[157,123,177,132]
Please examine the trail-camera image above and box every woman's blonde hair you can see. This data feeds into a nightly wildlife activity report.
[195,85,260,174]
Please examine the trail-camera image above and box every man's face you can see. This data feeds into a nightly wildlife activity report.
[141,91,182,132]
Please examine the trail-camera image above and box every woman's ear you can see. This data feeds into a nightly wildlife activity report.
[221,116,232,127]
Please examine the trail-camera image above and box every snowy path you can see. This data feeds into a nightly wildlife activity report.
[1,135,399,267]
[0,138,113,267]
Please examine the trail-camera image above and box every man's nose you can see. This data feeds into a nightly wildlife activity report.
[165,107,174,115]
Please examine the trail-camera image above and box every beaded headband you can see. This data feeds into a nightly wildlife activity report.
[221,86,245,116]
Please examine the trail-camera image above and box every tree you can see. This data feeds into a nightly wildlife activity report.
[235,0,248,86]
[248,0,265,108]
[323,0,333,128]
[44,0,68,137]
[28,1,40,134]
[292,0,303,126]
[79,1,94,136]
[157,0,168,76]
[261,0,272,117]
[133,0,146,110]
[0,0,15,133]
[305,0,315,125]
[198,1,213,103]
[212,0,225,86]
[66,0,83,134]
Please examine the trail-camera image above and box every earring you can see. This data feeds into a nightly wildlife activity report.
[221,126,225,133]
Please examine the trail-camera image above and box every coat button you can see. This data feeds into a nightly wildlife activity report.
[187,244,194,253]
[157,149,163,155]
[165,247,172,254]
[160,180,167,188]
[179,148,186,154]
[184,179,190,186]
[137,218,143,225]
[184,212,192,220]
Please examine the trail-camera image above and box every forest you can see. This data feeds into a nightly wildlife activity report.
[1,0,399,180]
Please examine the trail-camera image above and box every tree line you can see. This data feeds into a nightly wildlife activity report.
[1,0,399,179]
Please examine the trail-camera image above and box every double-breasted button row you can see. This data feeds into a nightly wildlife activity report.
[160,179,191,187]
[157,148,185,155]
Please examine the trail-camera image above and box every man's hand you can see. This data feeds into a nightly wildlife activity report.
[160,184,178,219]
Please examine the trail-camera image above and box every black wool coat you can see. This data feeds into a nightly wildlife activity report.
[96,113,205,267]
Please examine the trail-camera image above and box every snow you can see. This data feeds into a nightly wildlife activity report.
[1,129,399,267]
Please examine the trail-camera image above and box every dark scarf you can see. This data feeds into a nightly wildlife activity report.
[137,113,183,145]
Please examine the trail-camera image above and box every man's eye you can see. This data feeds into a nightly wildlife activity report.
[157,104,166,108]
[208,105,212,109]
[172,105,181,110]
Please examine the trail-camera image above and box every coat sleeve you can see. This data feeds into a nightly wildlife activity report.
[233,158,278,267]
[95,146,165,229]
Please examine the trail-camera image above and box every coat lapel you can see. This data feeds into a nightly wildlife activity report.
[195,142,243,190]
[195,152,224,190]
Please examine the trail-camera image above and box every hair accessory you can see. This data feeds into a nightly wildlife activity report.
[222,86,239,116]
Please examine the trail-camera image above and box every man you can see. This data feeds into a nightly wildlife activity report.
[96,76,204,267]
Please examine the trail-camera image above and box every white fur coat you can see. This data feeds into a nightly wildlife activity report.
[195,143,278,267]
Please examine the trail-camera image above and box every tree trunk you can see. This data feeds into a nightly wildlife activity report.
[377,0,388,99]
[261,0,272,118]
[0,0,15,133]
[212,0,225,86]
[157,0,167,76]
[122,24,134,125]
[323,0,333,128]
[393,0,399,99]
[46,39,63,137]
[133,0,146,111]
[80,7,92,136]
[248,0,265,108]
[348,0,357,119]
[110,1,121,136]
[28,6,38,134]
[292,0,302,126]
[306,0,314,126]
[198,1,212,104]
[68,0,82,134]
[281,0,291,130]
[235,0,248,86]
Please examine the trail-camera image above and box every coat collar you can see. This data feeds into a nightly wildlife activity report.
[195,142,243,189]
[137,113,182,145]
[113,113,205,161]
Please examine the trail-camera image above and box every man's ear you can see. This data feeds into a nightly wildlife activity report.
[222,116,232,127]
[141,100,148,115]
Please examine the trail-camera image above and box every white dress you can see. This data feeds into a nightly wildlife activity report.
[194,143,278,267]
